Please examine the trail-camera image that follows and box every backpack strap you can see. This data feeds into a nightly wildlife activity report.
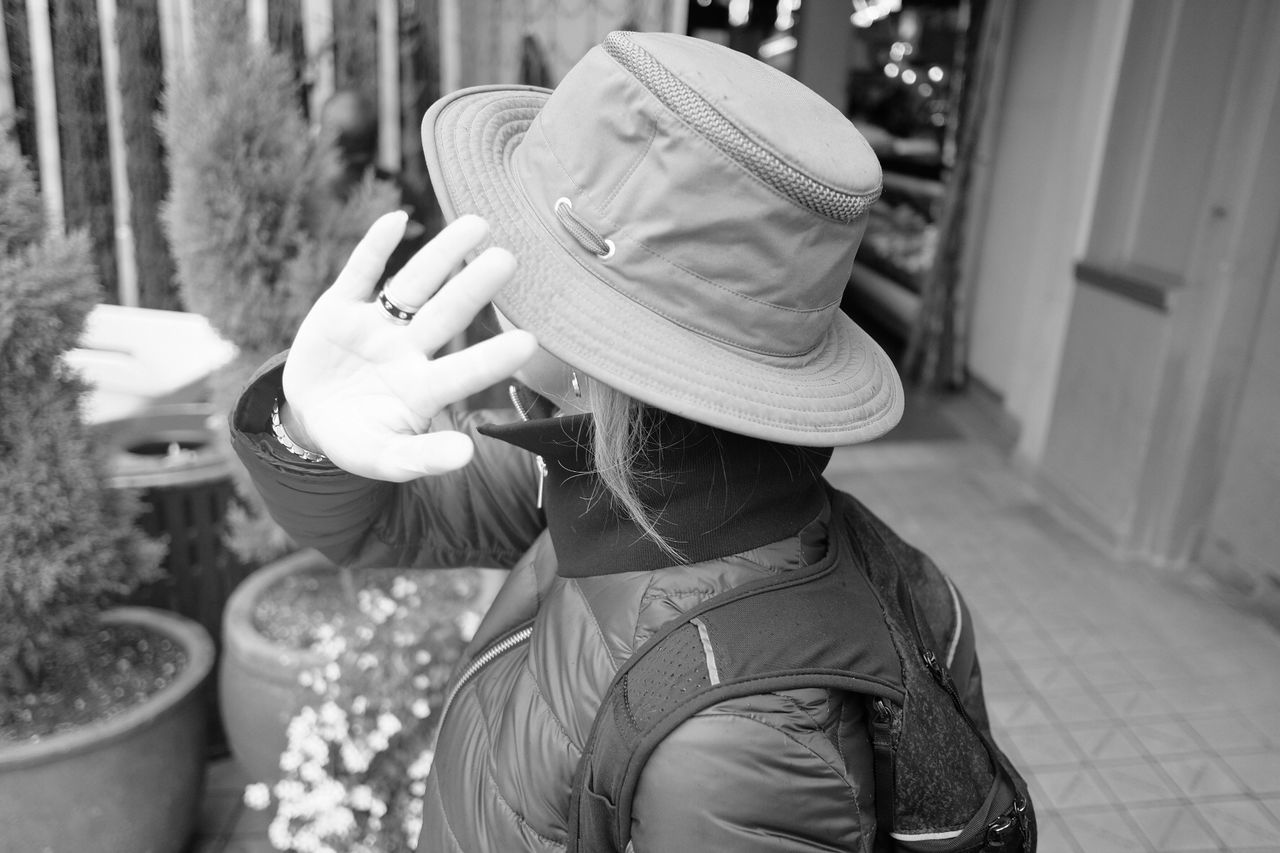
[567,487,1036,853]
[566,494,905,853]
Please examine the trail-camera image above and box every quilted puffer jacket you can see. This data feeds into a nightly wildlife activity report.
[232,363,976,853]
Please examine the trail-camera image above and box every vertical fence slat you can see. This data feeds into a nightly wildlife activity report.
[96,0,137,306]
[439,0,459,94]
[376,0,398,172]
[301,0,333,122]
[156,0,188,88]
[25,0,62,233]
[0,7,15,124]
[247,0,268,45]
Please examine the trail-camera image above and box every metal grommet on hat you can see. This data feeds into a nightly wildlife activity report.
[377,289,417,325]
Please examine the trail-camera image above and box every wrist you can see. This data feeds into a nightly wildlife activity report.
[272,397,328,463]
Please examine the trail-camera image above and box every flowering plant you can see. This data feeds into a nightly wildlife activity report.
[244,569,490,853]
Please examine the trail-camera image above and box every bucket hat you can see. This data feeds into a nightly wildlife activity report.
[422,31,902,446]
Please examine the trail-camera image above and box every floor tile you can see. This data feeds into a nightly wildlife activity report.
[1058,806,1150,852]
[1159,755,1249,799]
[1094,760,1182,804]
[1184,711,1272,753]
[989,692,1057,728]
[1050,689,1119,724]
[1220,751,1280,796]
[1127,803,1222,851]
[1006,725,1084,768]
[1035,766,1116,809]
[1034,809,1086,853]
[1195,798,1280,849]
[1097,687,1174,721]
[1069,722,1146,763]
[1127,719,1203,757]
[1019,659,1094,695]
[1072,655,1141,690]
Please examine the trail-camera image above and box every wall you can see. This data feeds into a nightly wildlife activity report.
[1200,260,1280,598]
[965,0,1129,462]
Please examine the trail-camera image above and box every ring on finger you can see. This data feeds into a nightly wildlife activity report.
[378,289,417,325]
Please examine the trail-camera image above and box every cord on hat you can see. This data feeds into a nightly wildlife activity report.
[555,197,615,259]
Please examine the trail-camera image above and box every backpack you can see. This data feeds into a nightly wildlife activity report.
[567,487,1036,852]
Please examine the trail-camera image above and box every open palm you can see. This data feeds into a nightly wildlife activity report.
[280,212,537,482]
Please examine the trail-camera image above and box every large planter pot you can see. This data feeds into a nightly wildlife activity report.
[0,607,215,853]
[219,549,333,784]
[220,550,507,784]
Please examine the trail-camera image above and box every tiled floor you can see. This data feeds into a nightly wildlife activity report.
[194,395,1280,853]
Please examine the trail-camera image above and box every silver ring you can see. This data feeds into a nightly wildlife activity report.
[378,290,417,325]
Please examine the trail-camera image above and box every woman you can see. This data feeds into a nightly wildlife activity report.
[233,31,982,852]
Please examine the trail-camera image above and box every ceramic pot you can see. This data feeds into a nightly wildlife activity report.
[0,607,215,853]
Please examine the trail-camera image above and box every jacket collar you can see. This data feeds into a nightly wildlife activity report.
[479,411,831,577]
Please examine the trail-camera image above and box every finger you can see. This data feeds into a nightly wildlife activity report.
[329,211,409,301]
[381,214,491,311]
[369,430,477,481]
[407,247,517,353]
[391,331,538,415]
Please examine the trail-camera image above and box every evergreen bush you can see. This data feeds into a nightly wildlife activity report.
[0,137,164,696]
[159,4,399,562]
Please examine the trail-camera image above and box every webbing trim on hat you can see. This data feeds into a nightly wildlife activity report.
[603,32,880,224]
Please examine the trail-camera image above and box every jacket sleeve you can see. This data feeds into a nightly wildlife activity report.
[628,689,875,853]
[228,352,545,570]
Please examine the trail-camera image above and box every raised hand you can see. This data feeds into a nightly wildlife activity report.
[279,212,538,482]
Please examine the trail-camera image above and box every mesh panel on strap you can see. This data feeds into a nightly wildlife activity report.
[603,32,881,224]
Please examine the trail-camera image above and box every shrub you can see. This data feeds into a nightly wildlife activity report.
[0,137,164,696]
[159,4,399,562]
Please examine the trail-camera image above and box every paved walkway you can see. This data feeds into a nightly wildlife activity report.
[194,395,1280,853]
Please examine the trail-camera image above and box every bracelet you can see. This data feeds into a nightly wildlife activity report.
[271,397,329,463]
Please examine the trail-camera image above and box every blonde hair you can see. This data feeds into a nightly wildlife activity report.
[584,379,683,563]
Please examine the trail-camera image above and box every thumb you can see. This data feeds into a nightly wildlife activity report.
[370,430,476,481]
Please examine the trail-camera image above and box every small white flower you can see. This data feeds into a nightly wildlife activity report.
[377,712,402,736]
[411,698,432,718]
[410,780,426,796]
[351,695,368,714]
[342,742,371,773]
[298,670,313,687]
[408,749,435,779]
[414,649,433,665]
[347,784,375,811]
[324,662,341,682]
[412,673,431,690]
[456,610,482,641]
[279,749,303,773]
[368,731,389,753]
[268,814,294,850]
[244,782,272,810]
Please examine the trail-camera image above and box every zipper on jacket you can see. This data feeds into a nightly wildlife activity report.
[436,622,534,740]
[508,384,548,508]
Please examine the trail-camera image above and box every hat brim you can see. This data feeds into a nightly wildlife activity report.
[422,86,903,447]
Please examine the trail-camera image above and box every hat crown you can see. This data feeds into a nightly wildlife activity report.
[511,32,881,359]
[601,32,881,223]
